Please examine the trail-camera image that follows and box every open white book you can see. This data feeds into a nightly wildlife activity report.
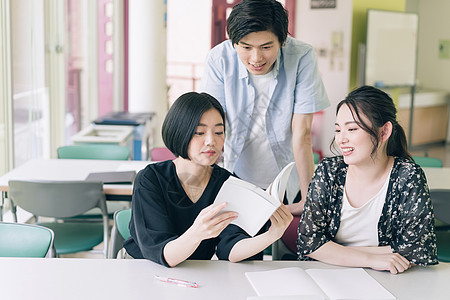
[245,267,396,300]
[213,162,295,236]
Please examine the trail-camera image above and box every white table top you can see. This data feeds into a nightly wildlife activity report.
[1,160,449,191]
[0,158,151,194]
[0,258,448,300]
[422,167,450,190]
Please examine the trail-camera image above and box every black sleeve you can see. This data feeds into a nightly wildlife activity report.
[298,160,337,260]
[216,223,267,261]
[391,165,438,266]
[127,167,177,266]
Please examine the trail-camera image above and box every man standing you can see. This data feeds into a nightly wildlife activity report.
[200,0,329,215]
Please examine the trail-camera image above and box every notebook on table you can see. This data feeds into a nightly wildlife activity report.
[85,170,136,184]
[245,267,396,300]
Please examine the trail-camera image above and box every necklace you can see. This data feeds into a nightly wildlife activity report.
[179,167,212,203]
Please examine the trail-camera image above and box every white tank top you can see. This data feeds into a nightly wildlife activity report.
[334,170,391,246]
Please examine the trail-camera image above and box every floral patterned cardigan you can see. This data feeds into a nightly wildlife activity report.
[297,156,438,266]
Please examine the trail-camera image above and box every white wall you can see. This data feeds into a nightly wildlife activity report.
[166,0,212,104]
[295,0,353,157]
[413,0,450,92]
[167,0,212,64]
[11,0,46,93]
[406,0,450,142]
[10,0,50,166]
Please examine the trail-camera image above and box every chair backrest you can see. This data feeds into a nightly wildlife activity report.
[150,147,176,161]
[8,180,107,218]
[0,222,55,258]
[116,208,132,240]
[109,208,131,259]
[57,144,130,160]
[430,189,450,225]
[313,152,320,164]
[413,156,443,168]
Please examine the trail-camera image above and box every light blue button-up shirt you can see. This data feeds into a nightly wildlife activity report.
[200,36,330,177]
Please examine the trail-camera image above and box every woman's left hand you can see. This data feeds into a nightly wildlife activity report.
[267,204,293,239]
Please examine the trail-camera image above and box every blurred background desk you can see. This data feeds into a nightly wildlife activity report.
[0,258,448,300]
[423,167,450,190]
[0,159,150,221]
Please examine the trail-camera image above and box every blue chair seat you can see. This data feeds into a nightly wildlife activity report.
[40,222,104,255]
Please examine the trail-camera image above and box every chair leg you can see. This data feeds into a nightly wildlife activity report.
[0,191,6,222]
[7,196,18,222]
[103,215,110,258]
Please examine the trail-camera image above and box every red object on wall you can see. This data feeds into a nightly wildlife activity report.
[97,0,114,116]
[284,0,296,37]
[211,0,237,48]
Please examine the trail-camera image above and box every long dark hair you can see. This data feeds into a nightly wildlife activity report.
[331,85,412,161]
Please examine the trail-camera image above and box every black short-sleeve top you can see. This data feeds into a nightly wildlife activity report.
[124,160,253,266]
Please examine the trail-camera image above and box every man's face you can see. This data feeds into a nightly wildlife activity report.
[234,30,281,75]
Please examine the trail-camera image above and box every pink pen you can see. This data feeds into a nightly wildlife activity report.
[154,275,199,288]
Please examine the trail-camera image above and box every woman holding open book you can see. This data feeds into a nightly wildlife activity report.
[124,92,292,267]
[298,86,438,274]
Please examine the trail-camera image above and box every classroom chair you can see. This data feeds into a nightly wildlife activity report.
[0,222,55,258]
[435,231,450,262]
[150,147,176,161]
[429,189,450,262]
[8,180,109,258]
[272,215,300,260]
[313,152,320,164]
[57,144,131,218]
[413,156,443,168]
[109,208,131,259]
[57,144,130,160]
[430,190,450,229]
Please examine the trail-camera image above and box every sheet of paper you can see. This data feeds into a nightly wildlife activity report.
[306,268,396,300]
[245,268,325,298]
[116,162,148,172]
[85,170,136,184]
[247,296,322,300]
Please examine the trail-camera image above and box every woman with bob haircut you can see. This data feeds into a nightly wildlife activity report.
[124,92,293,267]
[297,85,438,274]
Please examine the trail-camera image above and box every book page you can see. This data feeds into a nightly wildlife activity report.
[247,296,323,300]
[214,177,280,236]
[266,162,295,201]
[245,268,325,299]
[306,268,396,300]
[116,162,148,172]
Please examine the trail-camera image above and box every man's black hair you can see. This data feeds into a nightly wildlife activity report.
[226,0,289,45]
